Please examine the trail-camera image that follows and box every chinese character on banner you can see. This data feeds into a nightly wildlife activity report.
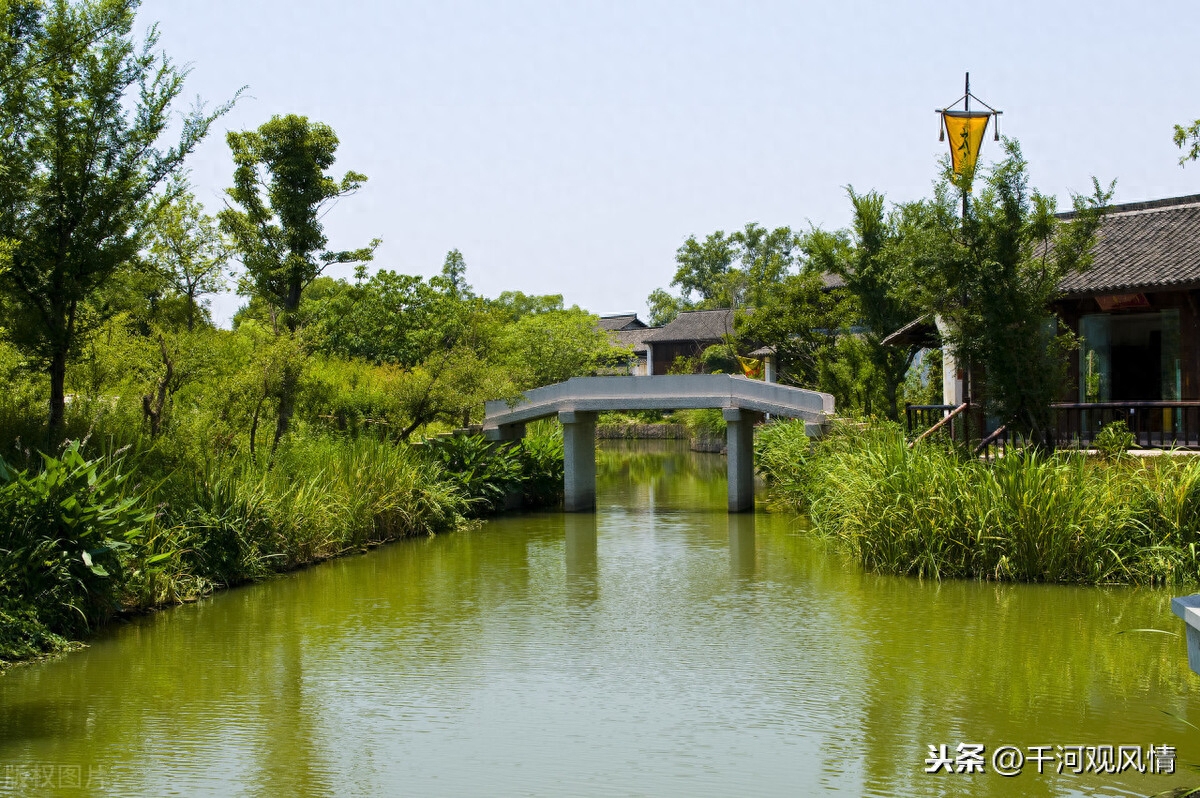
[1117,746,1144,773]
[1026,746,1055,774]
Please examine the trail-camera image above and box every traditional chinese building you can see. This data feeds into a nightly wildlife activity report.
[597,313,651,375]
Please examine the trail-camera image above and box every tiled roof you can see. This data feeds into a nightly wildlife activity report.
[597,313,647,331]
[822,271,846,290]
[608,327,650,354]
[642,309,739,343]
[1058,194,1200,296]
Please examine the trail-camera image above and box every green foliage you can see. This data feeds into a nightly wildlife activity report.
[145,188,229,331]
[700,344,739,374]
[219,114,380,452]
[897,140,1112,442]
[500,306,625,389]
[901,348,943,407]
[757,421,1200,585]
[1094,419,1136,459]
[737,269,844,390]
[514,424,565,506]
[0,440,153,651]
[648,223,800,318]
[421,435,522,515]
[816,334,882,418]
[0,0,235,432]
[804,189,925,421]
[419,427,564,514]
[753,419,814,509]
[1173,117,1200,165]
[220,114,379,331]
[667,355,699,375]
[671,409,726,439]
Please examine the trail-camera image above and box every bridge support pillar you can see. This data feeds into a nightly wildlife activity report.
[724,408,762,513]
[560,411,597,512]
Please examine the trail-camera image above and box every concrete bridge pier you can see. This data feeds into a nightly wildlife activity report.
[560,411,597,512]
[724,408,762,513]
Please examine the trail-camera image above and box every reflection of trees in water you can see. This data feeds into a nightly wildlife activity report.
[3,445,1196,798]
[0,520,555,791]
[597,440,728,511]
[843,575,1195,797]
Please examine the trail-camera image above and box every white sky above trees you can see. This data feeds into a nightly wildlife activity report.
[139,0,1200,326]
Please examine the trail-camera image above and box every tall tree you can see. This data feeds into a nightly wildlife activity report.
[146,188,228,331]
[0,0,233,434]
[219,114,379,450]
[805,189,925,421]
[648,223,798,325]
[897,140,1110,443]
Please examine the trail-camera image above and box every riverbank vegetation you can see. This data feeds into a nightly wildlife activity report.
[757,420,1200,585]
[0,1,603,667]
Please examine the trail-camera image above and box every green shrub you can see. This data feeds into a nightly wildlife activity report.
[0,441,154,651]
[671,408,726,439]
[1094,419,1136,459]
[756,421,1200,585]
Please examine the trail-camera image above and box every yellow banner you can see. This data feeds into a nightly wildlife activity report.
[737,356,764,380]
[942,111,990,176]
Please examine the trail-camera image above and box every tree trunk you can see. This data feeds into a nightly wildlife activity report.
[48,345,67,442]
[270,372,297,459]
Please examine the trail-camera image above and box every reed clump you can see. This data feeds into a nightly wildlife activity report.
[0,415,564,666]
[757,420,1200,584]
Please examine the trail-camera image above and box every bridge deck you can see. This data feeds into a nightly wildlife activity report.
[483,375,833,431]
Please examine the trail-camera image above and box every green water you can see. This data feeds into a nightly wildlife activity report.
[1,440,1198,797]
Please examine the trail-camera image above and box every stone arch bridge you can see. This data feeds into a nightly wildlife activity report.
[483,375,834,513]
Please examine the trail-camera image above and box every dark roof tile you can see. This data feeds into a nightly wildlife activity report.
[1058,195,1200,296]
[642,309,740,343]
[597,313,647,331]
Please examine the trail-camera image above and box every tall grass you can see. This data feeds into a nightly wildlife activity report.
[0,406,564,666]
[757,420,1200,585]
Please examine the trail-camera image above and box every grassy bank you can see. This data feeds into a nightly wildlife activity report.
[0,404,563,667]
[756,420,1200,585]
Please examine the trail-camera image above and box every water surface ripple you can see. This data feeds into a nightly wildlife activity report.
[1,440,1197,797]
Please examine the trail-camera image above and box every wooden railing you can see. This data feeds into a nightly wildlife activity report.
[1051,401,1200,450]
[907,400,1200,454]
[905,403,986,450]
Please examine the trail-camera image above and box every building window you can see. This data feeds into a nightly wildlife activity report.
[1079,309,1181,402]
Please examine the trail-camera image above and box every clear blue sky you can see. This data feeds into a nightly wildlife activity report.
[139,0,1200,326]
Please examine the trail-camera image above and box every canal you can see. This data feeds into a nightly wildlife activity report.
[1,440,1197,796]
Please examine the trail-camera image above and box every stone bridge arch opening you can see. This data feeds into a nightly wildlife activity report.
[483,375,833,513]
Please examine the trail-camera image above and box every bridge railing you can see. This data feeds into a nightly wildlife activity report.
[485,375,834,429]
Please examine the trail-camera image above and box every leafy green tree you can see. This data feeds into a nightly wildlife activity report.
[488,290,565,322]
[736,269,845,390]
[648,223,799,323]
[897,140,1110,443]
[218,114,379,450]
[500,307,623,389]
[146,188,228,331]
[0,0,234,435]
[1173,117,1200,164]
[804,189,926,421]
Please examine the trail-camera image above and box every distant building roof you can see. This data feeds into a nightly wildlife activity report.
[608,327,651,354]
[822,271,846,290]
[1058,194,1200,296]
[642,308,740,343]
[597,313,648,331]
